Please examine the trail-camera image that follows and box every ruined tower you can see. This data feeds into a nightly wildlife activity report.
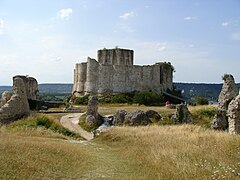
[72,48,173,97]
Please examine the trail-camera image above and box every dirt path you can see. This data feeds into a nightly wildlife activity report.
[60,113,94,141]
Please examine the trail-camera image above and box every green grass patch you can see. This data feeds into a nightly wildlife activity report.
[191,107,217,128]
[6,115,80,138]
[78,114,95,132]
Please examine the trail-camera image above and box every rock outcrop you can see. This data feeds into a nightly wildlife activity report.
[171,104,192,124]
[0,76,30,124]
[228,94,240,134]
[145,110,162,121]
[127,110,152,126]
[86,96,98,115]
[85,96,103,127]
[112,110,127,125]
[211,74,238,130]
[113,109,162,126]
[0,91,11,108]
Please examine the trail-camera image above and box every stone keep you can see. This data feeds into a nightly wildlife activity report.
[72,48,174,96]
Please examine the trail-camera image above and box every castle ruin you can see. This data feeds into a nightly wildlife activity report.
[72,48,173,96]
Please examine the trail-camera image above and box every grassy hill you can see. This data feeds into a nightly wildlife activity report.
[0,105,240,179]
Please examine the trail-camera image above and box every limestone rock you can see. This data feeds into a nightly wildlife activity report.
[211,74,238,130]
[93,117,112,137]
[211,110,228,130]
[0,77,30,123]
[218,74,237,111]
[85,96,103,127]
[0,91,11,108]
[228,94,240,134]
[14,75,39,101]
[172,104,192,124]
[113,109,162,126]
[86,96,98,115]
[127,110,152,126]
[145,110,162,122]
[85,114,99,127]
[113,110,127,125]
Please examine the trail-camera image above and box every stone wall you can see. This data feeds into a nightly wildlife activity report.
[72,48,173,96]
[98,48,134,65]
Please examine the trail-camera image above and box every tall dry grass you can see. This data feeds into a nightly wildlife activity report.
[97,125,240,179]
[0,129,141,179]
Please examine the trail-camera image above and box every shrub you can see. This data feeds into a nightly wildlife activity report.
[36,116,53,128]
[195,97,209,105]
[111,93,132,104]
[74,95,89,105]
[191,107,217,128]
[133,91,164,106]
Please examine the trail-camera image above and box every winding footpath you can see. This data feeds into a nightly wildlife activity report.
[60,113,94,141]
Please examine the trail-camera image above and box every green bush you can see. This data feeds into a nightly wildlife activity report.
[36,116,52,128]
[195,97,209,105]
[74,95,89,105]
[191,108,217,128]
[197,108,217,118]
[133,91,164,106]
[111,93,132,104]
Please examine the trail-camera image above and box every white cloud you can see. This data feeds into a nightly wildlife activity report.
[156,42,167,51]
[221,22,229,27]
[188,44,195,48]
[231,32,240,41]
[57,8,73,19]
[0,19,4,34]
[184,16,197,21]
[119,11,136,20]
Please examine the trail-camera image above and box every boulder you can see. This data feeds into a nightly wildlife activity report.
[93,117,112,137]
[128,110,152,126]
[85,96,103,127]
[113,110,127,125]
[172,104,192,124]
[85,114,100,127]
[211,110,228,130]
[113,109,162,126]
[0,77,30,123]
[145,110,162,122]
[211,74,238,130]
[86,96,98,115]
[228,94,240,134]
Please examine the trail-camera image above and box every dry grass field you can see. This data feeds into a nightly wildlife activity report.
[0,104,240,179]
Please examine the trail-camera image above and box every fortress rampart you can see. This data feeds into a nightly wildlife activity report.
[72,48,173,96]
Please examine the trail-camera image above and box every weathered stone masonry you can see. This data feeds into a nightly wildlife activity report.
[72,48,173,96]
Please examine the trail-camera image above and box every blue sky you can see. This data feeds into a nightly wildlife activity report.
[0,0,239,85]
